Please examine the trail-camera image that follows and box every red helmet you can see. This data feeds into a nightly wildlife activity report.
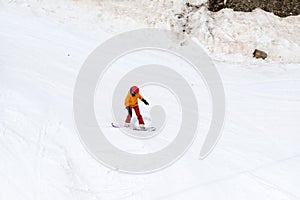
[130,86,139,95]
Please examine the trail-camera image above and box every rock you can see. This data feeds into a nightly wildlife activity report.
[208,0,226,12]
[253,49,268,59]
[208,0,300,18]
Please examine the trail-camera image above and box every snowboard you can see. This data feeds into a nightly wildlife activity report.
[111,123,156,132]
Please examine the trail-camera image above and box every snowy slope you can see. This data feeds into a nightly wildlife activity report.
[1,1,300,200]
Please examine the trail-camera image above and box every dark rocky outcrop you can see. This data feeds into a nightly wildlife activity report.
[208,0,300,17]
[253,49,268,59]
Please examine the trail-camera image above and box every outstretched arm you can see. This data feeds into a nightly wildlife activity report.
[138,94,149,105]
[141,98,149,105]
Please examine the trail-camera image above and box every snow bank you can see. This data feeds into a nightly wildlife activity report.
[2,0,300,62]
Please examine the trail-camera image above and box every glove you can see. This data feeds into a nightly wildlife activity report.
[126,106,132,115]
[141,98,149,105]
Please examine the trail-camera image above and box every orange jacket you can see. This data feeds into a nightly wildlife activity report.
[124,91,143,107]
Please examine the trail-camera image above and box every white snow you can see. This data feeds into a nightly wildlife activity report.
[1,1,300,200]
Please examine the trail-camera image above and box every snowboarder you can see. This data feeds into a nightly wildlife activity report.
[124,86,149,129]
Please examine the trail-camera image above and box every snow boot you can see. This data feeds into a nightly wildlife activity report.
[139,124,146,130]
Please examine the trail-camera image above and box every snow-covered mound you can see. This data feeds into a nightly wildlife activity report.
[0,1,300,200]
[2,0,300,62]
